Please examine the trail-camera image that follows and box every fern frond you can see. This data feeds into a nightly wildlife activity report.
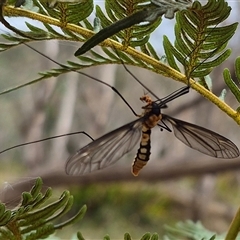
[2,0,94,43]
[124,233,132,240]
[33,0,93,25]
[0,178,87,240]
[150,233,159,240]
[95,0,162,48]
[102,235,110,240]
[77,231,85,240]
[140,232,151,240]
[0,205,11,226]
[223,57,240,107]
[163,0,238,80]
[163,221,221,240]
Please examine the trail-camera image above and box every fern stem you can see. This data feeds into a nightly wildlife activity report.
[4,6,91,38]
[4,6,59,25]
[225,206,240,240]
[190,81,240,125]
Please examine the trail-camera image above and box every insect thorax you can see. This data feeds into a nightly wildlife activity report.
[141,96,162,129]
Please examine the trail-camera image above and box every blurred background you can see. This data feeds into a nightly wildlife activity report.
[0,0,240,238]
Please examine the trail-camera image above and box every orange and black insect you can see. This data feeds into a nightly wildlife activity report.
[65,84,239,176]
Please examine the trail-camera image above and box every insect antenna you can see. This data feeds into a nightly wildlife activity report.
[22,43,139,117]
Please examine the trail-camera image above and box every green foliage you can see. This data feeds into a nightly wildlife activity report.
[95,0,162,48]
[0,0,238,100]
[1,0,94,50]
[34,0,94,25]
[163,0,237,80]
[163,220,240,240]
[0,178,87,239]
[3,180,234,239]
[223,57,240,109]
[163,221,219,240]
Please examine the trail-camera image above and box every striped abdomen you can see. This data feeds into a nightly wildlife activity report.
[132,125,151,176]
[132,112,162,176]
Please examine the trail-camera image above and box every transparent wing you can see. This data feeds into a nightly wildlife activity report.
[163,114,239,158]
[65,119,143,175]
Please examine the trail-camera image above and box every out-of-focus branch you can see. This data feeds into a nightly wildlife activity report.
[1,156,240,206]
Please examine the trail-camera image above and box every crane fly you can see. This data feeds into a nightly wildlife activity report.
[65,84,239,176]
[75,0,193,56]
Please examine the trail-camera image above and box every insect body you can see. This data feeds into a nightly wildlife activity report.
[131,95,162,176]
[66,86,240,176]
[65,94,164,176]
